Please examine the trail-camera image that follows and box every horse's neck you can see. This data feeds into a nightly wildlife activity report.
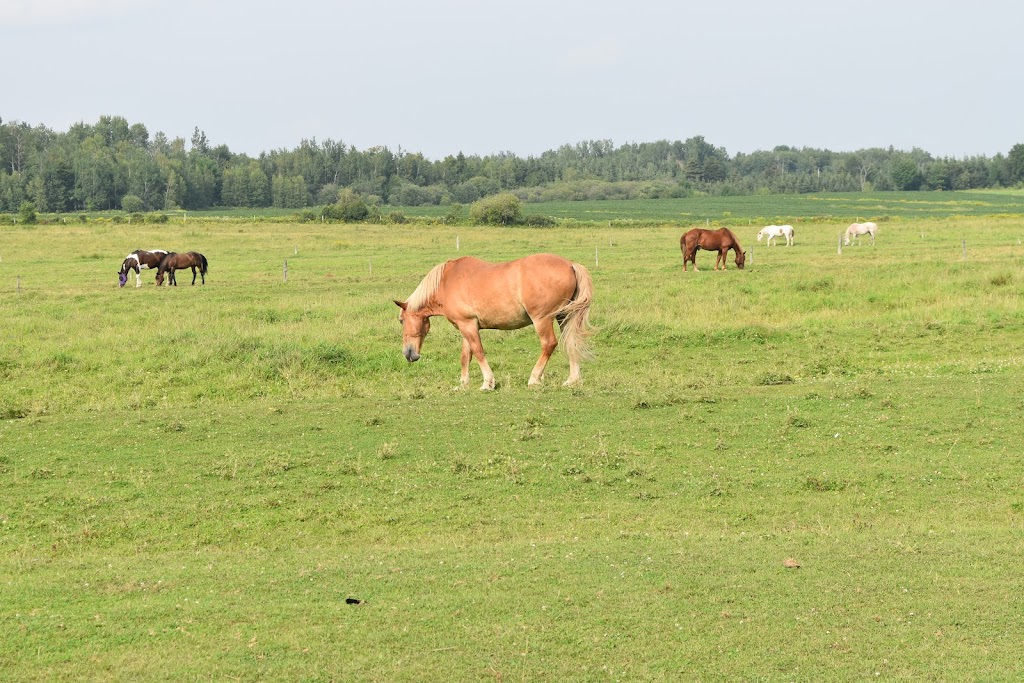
[414,299,443,316]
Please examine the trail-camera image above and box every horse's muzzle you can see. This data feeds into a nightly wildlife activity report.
[403,346,420,362]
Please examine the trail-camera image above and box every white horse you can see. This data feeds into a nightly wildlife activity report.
[844,222,877,246]
[756,224,795,247]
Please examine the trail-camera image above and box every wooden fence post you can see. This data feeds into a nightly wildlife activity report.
[837,233,843,255]
[283,260,288,283]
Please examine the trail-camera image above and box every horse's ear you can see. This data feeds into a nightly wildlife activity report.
[394,300,408,310]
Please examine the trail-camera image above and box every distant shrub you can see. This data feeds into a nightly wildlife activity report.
[298,209,318,223]
[18,202,37,225]
[121,194,145,213]
[386,211,407,224]
[129,212,145,223]
[523,214,556,227]
[147,213,169,224]
[111,215,125,224]
[470,193,522,225]
[324,189,369,222]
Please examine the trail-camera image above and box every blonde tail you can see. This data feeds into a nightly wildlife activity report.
[558,263,595,363]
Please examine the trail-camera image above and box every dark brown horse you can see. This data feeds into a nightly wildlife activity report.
[118,249,169,287]
[681,228,746,271]
[395,254,594,391]
[156,251,209,286]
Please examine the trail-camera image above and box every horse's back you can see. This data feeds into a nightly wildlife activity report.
[442,254,580,328]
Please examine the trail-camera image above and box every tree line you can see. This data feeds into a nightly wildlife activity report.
[2,115,1023,214]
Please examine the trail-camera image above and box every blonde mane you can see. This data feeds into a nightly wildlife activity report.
[406,261,447,311]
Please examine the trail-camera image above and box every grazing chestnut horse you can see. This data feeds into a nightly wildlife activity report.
[681,228,746,271]
[155,251,209,286]
[118,249,168,287]
[844,222,877,246]
[394,254,594,391]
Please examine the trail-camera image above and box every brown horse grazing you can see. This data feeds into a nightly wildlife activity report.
[394,254,594,391]
[118,249,169,288]
[155,251,209,286]
[681,227,746,271]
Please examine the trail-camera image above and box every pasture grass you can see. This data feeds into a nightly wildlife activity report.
[2,215,1024,681]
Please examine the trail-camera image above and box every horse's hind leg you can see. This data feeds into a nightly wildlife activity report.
[191,267,197,285]
[459,336,472,389]
[528,317,558,386]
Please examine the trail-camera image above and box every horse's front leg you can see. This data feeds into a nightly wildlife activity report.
[528,317,557,386]
[458,323,494,391]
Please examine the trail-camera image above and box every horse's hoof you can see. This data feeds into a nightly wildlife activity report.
[480,382,495,391]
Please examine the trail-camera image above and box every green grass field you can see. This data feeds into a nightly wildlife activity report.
[2,211,1024,681]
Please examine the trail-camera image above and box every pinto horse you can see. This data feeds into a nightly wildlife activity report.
[155,251,209,286]
[756,224,795,247]
[394,254,594,391]
[118,249,169,287]
[844,222,877,246]
[681,227,746,271]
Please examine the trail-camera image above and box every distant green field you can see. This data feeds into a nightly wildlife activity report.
[19,190,1024,227]
[389,190,1024,225]
[2,212,1024,680]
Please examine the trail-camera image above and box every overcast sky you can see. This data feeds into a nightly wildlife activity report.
[3,0,1020,160]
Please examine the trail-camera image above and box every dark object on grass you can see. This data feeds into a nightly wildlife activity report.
[345,597,362,605]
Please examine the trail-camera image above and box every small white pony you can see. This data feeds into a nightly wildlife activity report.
[756,224,795,246]
[844,222,878,246]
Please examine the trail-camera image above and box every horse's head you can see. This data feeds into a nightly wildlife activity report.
[756,231,764,242]
[118,272,128,287]
[155,272,164,286]
[394,300,431,362]
[735,250,746,269]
